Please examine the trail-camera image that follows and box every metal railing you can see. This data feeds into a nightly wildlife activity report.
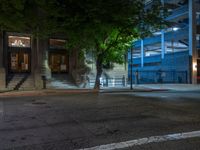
[88,77,127,88]
[86,70,188,88]
[128,70,188,84]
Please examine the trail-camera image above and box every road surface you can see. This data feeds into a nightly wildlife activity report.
[0,91,200,150]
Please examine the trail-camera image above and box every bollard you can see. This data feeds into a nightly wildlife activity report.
[41,75,46,89]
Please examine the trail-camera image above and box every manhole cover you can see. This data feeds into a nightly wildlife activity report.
[32,102,46,105]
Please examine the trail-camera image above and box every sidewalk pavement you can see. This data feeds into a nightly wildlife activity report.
[0,84,200,97]
[134,84,200,91]
[101,84,200,93]
[0,89,98,97]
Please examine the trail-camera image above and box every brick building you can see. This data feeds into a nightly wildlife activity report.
[0,32,80,90]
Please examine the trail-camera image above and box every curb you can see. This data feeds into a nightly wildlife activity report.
[0,89,99,97]
[100,89,169,93]
[0,90,13,93]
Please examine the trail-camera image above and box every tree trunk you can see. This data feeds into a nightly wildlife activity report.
[94,55,103,90]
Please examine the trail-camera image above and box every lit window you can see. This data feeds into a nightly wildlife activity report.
[8,36,31,48]
[49,39,66,49]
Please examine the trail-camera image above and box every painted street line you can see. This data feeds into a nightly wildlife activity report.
[78,130,200,150]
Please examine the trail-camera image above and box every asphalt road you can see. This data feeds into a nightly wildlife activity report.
[0,91,200,150]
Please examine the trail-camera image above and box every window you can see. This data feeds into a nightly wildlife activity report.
[49,39,66,49]
[8,36,31,48]
[144,62,161,67]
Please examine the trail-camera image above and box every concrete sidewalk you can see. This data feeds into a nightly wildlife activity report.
[134,84,200,91]
[0,84,200,97]
[101,84,200,93]
[0,89,98,97]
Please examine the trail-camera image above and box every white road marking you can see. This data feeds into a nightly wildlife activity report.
[78,130,200,150]
[161,96,167,98]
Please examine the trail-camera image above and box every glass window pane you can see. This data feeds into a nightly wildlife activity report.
[8,36,31,48]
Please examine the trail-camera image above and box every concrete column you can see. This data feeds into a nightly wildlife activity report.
[69,48,81,84]
[189,0,197,84]
[161,0,165,60]
[0,31,4,68]
[69,48,79,73]
[161,30,165,59]
[33,37,49,89]
[141,39,144,68]
[31,36,36,76]
[42,50,51,80]
[130,48,133,89]
[0,31,6,90]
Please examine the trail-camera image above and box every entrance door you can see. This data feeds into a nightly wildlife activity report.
[197,59,200,84]
[9,51,30,73]
[49,53,68,73]
[51,54,61,72]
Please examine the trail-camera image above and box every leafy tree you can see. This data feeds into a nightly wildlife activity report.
[0,0,59,37]
[0,0,167,90]
[51,0,167,90]
[0,0,26,31]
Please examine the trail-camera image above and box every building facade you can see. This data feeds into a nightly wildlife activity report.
[128,0,200,84]
[0,32,80,90]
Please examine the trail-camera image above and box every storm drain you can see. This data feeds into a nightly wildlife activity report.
[24,100,47,107]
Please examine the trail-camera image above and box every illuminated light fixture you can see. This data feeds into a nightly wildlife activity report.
[193,62,197,71]
[9,36,30,40]
[172,27,179,32]
[112,78,115,87]
[153,31,162,35]
[11,39,25,47]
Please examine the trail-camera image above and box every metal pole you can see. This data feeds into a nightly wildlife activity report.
[161,30,165,59]
[141,39,144,68]
[172,39,175,83]
[189,0,197,84]
[130,48,133,90]
[161,0,165,59]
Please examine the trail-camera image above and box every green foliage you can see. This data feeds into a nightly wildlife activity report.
[0,0,62,38]
[0,0,167,89]
[56,0,167,67]
[0,0,25,31]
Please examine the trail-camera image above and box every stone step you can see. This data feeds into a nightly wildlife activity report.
[8,80,34,86]
[18,87,35,90]
[7,74,34,90]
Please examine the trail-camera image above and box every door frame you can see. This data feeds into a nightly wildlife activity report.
[49,51,69,73]
[8,47,31,73]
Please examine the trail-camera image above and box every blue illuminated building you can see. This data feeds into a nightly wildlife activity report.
[128,0,200,84]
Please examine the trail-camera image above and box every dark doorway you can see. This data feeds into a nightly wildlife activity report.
[8,49,31,73]
[7,35,31,74]
[49,52,69,73]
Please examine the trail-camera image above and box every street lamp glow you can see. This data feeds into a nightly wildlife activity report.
[172,27,179,31]
[193,62,197,71]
